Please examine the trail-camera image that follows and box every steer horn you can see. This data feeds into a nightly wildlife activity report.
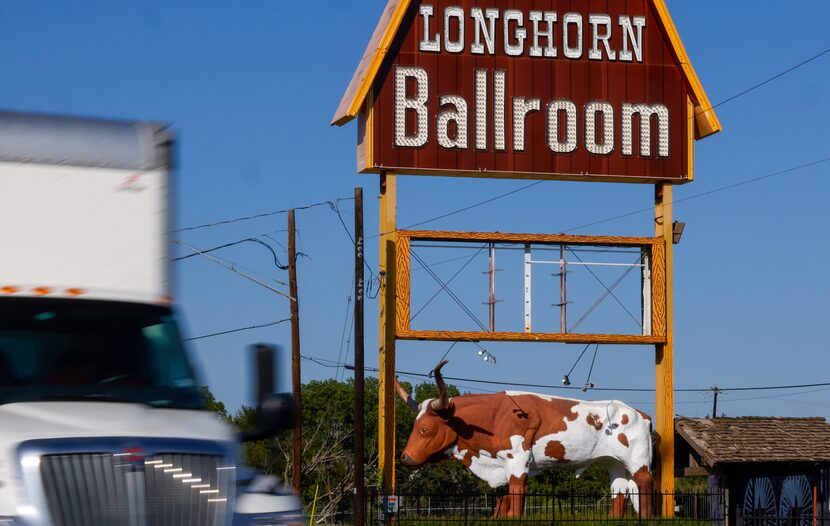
[394,376,418,412]
[429,360,450,411]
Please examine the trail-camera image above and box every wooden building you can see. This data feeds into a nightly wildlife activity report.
[675,417,830,524]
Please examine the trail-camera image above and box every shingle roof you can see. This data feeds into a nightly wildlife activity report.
[676,417,830,467]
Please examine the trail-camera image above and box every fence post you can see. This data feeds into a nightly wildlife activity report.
[550,492,555,526]
[570,485,575,517]
[464,495,469,526]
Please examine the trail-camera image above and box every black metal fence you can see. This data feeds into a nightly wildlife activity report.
[362,490,721,525]
[334,490,830,526]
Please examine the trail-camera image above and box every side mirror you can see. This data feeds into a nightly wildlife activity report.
[255,343,275,402]
[242,344,292,442]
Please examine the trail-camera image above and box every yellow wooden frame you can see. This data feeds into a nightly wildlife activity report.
[395,230,667,345]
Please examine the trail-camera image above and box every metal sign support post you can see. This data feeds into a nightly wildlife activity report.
[378,173,397,497]
[654,183,675,516]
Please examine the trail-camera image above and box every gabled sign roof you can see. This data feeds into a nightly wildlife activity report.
[332,0,721,140]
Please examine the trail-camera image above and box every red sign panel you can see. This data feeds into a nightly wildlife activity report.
[359,0,696,183]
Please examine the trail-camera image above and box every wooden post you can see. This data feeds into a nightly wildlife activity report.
[288,209,302,495]
[378,173,397,496]
[654,183,674,516]
[559,245,567,333]
[353,188,366,526]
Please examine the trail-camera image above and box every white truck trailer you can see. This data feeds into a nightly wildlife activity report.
[0,110,302,526]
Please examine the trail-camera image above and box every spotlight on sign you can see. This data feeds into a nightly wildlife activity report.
[672,221,686,244]
[562,375,571,386]
[478,349,497,365]
[582,382,596,393]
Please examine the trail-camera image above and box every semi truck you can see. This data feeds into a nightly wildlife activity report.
[0,110,302,526]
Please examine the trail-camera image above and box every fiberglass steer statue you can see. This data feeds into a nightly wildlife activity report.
[396,361,654,518]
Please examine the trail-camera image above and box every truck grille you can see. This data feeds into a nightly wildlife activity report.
[40,452,234,526]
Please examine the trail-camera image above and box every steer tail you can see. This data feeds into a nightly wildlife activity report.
[628,479,640,513]
[636,409,655,471]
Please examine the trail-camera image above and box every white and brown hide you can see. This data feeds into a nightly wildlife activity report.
[396,362,653,518]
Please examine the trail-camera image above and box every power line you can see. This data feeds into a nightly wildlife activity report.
[308,365,830,407]
[713,381,830,393]
[334,276,355,382]
[174,198,353,233]
[702,45,830,115]
[174,240,294,300]
[184,318,290,341]
[716,386,830,404]
[368,180,546,240]
[299,352,830,394]
[366,154,829,240]
[402,181,546,231]
[174,236,289,270]
[563,155,830,233]
[179,245,289,289]
[328,199,380,299]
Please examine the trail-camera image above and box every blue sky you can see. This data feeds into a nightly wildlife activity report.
[1,1,828,419]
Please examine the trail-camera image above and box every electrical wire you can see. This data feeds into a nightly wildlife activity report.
[399,181,546,231]
[173,238,290,286]
[699,45,830,115]
[562,155,830,233]
[329,199,380,299]
[368,181,546,241]
[174,240,294,300]
[184,318,290,342]
[174,236,289,270]
[715,386,830,404]
[334,277,354,382]
[174,198,352,233]
[298,351,830,394]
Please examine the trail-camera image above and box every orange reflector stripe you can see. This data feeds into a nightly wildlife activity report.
[32,287,53,295]
[64,288,87,296]
[0,286,19,294]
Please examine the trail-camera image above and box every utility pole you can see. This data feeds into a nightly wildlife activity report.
[288,209,302,494]
[487,243,496,331]
[712,386,723,418]
[353,188,365,526]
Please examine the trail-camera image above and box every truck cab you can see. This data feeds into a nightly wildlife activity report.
[0,110,301,525]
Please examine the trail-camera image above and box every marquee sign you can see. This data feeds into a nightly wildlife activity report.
[333,0,721,184]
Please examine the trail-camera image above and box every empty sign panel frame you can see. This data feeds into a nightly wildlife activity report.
[396,230,667,345]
